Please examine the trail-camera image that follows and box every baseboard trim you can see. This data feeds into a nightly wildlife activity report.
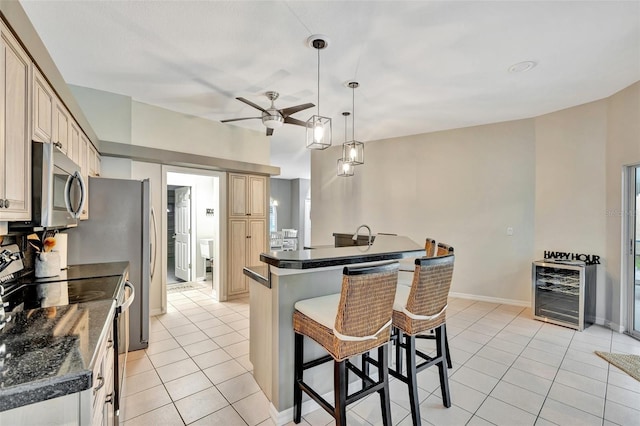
[150,307,163,316]
[594,316,625,333]
[448,291,529,307]
[269,392,333,426]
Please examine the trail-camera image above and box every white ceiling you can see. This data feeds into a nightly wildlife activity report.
[20,1,640,180]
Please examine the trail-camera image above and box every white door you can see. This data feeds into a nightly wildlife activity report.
[174,186,191,282]
[629,165,640,339]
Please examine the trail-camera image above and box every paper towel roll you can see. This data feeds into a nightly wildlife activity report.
[57,233,68,269]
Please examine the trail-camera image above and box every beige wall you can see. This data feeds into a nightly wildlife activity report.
[312,119,536,304]
[312,82,640,327]
[605,82,640,330]
[70,85,270,166]
[534,100,608,322]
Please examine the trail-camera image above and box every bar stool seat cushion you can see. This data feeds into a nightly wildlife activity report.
[294,294,341,330]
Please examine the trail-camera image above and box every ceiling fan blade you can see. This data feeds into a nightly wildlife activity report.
[236,97,268,113]
[221,117,261,123]
[284,116,308,127]
[266,128,274,136]
[280,103,315,117]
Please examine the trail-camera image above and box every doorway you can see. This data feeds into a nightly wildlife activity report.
[628,165,640,339]
[163,168,224,302]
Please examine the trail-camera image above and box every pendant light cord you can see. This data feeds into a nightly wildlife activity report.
[317,47,320,116]
[352,85,355,141]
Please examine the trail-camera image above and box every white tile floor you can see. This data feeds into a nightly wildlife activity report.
[121,284,640,425]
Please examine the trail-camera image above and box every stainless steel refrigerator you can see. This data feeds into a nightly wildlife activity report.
[67,177,150,351]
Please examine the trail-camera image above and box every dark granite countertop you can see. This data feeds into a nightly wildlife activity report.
[0,262,128,412]
[0,299,115,411]
[259,235,425,269]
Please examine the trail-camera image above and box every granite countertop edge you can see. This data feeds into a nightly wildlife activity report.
[0,371,91,412]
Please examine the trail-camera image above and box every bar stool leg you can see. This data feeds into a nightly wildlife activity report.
[378,345,392,426]
[293,333,303,423]
[334,360,347,425]
[405,334,421,426]
[395,328,404,374]
[436,326,451,407]
[443,325,452,369]
[361,352,369,389]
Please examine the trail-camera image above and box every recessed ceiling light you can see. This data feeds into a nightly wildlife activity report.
[508,61,537,73]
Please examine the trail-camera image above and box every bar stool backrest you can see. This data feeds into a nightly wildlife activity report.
[425,238,437,257]
[436,242,454,257]
[335,262,399,341]
[404,254,454,333]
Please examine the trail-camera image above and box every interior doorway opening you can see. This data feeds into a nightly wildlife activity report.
[164,170,222,300]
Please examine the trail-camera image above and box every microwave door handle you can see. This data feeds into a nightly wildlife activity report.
[74,172,86,219]
[63,175,74,217]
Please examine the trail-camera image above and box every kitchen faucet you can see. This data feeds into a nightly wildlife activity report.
[352,224,372,245]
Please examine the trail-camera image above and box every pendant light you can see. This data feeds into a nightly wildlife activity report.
[306,35,332,150]
[337,112,354,177]
[342,81,364,165]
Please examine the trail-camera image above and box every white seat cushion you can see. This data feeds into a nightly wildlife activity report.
[393,284,411,312]
[294,293,341,329]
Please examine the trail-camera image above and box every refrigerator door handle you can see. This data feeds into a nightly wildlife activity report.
[150,207,158,281]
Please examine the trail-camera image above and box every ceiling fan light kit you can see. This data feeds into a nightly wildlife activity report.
[342,81,364,166]
[221,90,314,136]
[306,35,332,150]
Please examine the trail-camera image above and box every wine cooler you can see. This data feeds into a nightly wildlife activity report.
[532,260,596,331]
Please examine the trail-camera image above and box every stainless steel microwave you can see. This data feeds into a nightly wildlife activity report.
[11,141,86,230]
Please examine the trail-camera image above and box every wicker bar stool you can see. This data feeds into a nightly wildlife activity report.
[399,238,437,273]
[293,262,399,426]
[390,254,455,426]
[436,242,454,256]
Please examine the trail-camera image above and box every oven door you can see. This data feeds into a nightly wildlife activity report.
[113,281,134,423]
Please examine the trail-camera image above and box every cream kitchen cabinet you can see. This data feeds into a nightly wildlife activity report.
[228,218,266,296]
[0,21,30,221]
[227,173,268,297]
[229,173,266,217]
[88,142,100,177]
[53,101,70,155]
[32,66,54,143]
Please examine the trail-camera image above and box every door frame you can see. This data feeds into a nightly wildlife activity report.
[161,165,227,312]
[625,164,640,339]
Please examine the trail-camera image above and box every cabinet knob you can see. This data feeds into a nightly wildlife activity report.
[0,199,4,208]
[3,200,8,208]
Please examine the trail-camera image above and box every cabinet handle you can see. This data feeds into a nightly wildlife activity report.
[93,376,105,394]
[0,199,4,208]
[105,393,113,404]
[3,200,8,208]
[53,141,63,149]
[106,339,114,349]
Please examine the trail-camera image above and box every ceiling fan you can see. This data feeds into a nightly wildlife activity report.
[221,91,314,136]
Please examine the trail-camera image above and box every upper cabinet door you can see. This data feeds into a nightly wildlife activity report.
[32,66,53,143]
[53,102,70,155]
[0,22,31,220]
[248,175,266,217]
[229,173,266,217]
[230,173,248,216]
[70,120,80,164]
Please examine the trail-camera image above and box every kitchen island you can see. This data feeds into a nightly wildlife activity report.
[243,234,424,424]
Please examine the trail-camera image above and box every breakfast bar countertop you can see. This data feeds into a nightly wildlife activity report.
[259,234,424,269]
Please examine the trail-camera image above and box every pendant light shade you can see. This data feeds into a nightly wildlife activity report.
[306,36,332,150]
[342,81,364,165]
[337,111,354,177]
